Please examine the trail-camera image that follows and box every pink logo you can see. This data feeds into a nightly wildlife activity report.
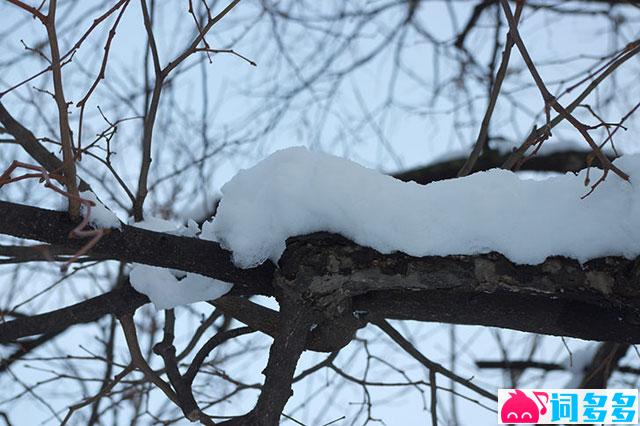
[500,390,548,424]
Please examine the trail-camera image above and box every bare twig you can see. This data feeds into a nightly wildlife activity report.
[458,1,523,177]
[119,314,179,404]
[374,319,497,402]
[499,0,632,188]
[76,0,131,156]
[133,0,244,220]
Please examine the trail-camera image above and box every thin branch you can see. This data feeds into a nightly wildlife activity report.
[374,319,497,402]
[499,0,631,186]
[45,0,81,218]
[458,1,523,177]
[184,326,256,385]
[119,314,179,404]
[6,0,46,22]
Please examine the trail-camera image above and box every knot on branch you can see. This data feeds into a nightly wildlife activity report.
[274,233,376,352]
[152,340,176,358]
[274,271,365,352]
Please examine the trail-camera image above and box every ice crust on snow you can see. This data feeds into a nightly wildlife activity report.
[130,264,232,310]
[80,191,121,229]
[204,147,640,268]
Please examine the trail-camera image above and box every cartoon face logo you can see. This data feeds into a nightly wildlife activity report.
[500,390,548,424]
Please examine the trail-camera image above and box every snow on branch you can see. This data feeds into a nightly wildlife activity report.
[206,147,639,268]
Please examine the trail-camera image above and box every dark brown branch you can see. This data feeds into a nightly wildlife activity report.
[45,0,81,218]
[3,203,640,345]
[211,296,357,352]
[153,309,211,423]
[133,0,164,221]
[221,295,312,425]
[6,0,46,22]
[0,330,63,372]
[133,0,243,220]
[476,360,566,371]
[210,297,279,337]
[374,319,497,402]
[429,368,437,426]
[281,233,640,344]
[0,284,147,343]
[454,0,496,49]
[476,356,640,375]
[499,0,631,183]
[395,149,613,185]
[502,39,640,171]
[120,314,179,404]
[184,326,256,385]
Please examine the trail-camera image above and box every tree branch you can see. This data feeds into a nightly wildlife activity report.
[45,0,81,218]
[0,200,275,295]
[221,294,312,425]
[374,319,496,402]
[394,149,613,185]
[0,284,147,343]
[579,342,630,388]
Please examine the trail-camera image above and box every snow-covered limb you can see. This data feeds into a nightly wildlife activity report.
[207,147,639,268]
[2,201,640,344]
[2,144,640,339]
[0,200,274,296]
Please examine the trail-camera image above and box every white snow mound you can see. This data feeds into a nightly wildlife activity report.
[130,264,232,310]
[203,147,640,268]
[80,191,121,229]
[130,216,199,237]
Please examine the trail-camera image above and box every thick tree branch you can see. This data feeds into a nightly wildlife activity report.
[221,295,312,425]
[280,233,640,344]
